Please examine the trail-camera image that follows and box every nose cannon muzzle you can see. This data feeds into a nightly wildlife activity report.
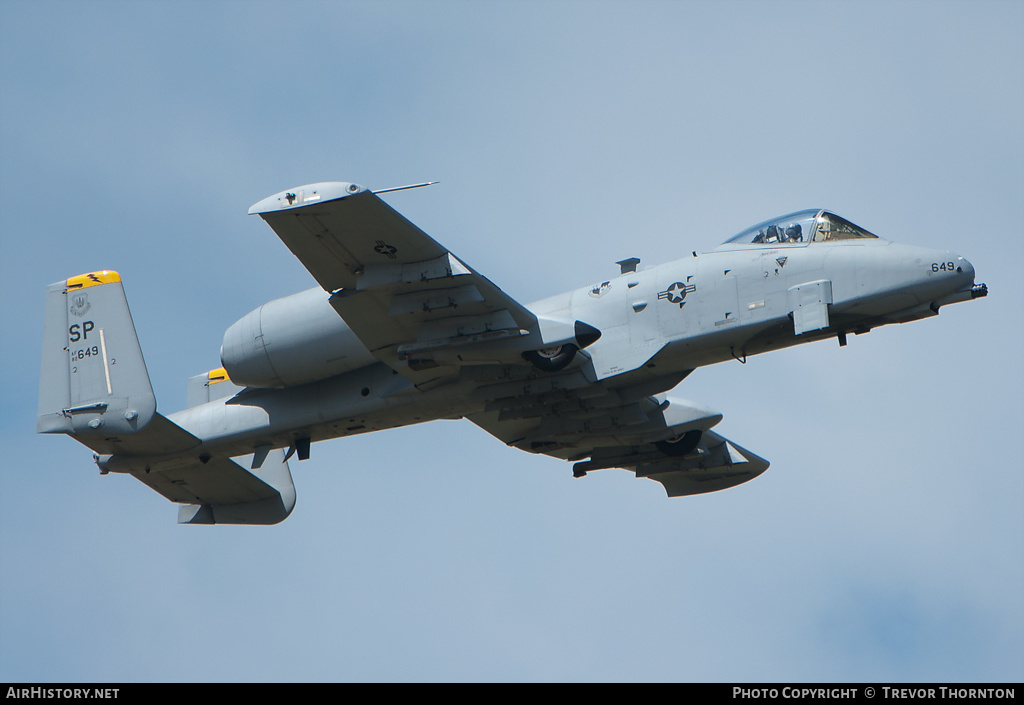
[934,281,989,308]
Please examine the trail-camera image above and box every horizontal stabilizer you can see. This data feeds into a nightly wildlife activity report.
[103,412,202,457]
[127,448,295,525]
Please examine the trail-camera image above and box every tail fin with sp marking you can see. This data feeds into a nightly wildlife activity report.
[37,271,164,451]
[38,271,295,524]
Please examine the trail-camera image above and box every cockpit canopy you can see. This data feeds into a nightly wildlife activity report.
[722,209,879,247]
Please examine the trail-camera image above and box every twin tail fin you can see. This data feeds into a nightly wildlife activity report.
[38,271,295,525]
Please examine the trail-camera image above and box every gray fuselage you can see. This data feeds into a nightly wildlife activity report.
[162,234,978,465]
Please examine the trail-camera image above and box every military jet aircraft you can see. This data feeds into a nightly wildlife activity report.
[37,182,988,524]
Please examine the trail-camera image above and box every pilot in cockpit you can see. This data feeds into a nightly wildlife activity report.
[753,225,781,243]
[749,221,804,244]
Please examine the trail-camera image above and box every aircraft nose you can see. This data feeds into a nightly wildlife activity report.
[931,250,975,288]
[927,251,988,308]
[955,254,975,282]
[949,253,988,297]
[958,255,989,300]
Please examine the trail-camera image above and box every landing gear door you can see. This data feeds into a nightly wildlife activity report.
[789,279,833,335]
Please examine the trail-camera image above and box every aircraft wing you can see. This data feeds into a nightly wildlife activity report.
[466,368,769,496]
[574,429,770,496]
[250,182,538,383]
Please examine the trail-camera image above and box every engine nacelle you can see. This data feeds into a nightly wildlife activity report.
[221,287,377,388]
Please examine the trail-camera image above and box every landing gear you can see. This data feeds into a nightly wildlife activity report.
[523,344,578,372]
[655,430,703,457]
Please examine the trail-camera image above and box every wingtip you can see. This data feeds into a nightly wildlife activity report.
[248,182,368,215]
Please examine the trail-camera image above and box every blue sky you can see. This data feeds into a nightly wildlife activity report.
[1,0,1021,682]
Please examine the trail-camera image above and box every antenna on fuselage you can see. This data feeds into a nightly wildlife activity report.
[616,258,640,274]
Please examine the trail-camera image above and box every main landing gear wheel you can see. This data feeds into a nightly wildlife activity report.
[523,344,578,372]
[655,430,703,457]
